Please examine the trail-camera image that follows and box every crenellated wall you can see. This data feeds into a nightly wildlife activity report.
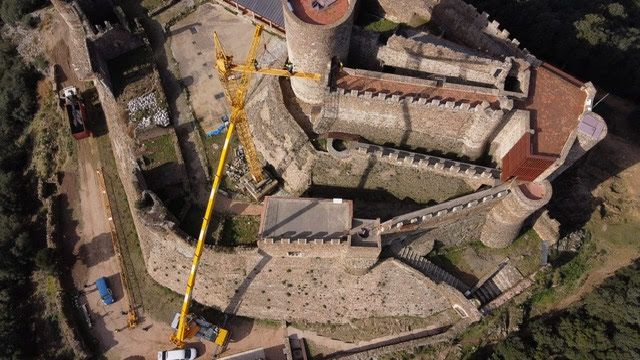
[349,141,500,183]
[322,86,504,159]
[378,34,512,87]
[430,0,537,63]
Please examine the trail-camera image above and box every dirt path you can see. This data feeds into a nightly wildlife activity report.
[550,131,640,310]
[214,194,263,216]
[553,242,639,310]
[59,138,173,359]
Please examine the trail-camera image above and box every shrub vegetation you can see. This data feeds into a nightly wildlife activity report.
[468,0,640,100]
[0,38,42,358]
[483,261,640,359]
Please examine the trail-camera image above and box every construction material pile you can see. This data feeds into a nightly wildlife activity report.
[225,146,249,183]
[127,92,170,128]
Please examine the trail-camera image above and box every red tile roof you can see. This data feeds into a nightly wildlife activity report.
[515,63,587,156]
[289,0,349,25]
[335,70,500,108]
[503,63,588,181]
[501,133,556,182]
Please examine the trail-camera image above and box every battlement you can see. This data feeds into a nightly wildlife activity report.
[333,86,500,114]
[431,0,539,64]
[262,237,347,245]
[380,183,511,234]
[349,141,500,183]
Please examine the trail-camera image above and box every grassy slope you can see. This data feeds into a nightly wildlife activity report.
[142,133,178,167]
[96,133,183,322]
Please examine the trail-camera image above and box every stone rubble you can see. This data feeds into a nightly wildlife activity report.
[225,145,249,182]
[127,92,171,128]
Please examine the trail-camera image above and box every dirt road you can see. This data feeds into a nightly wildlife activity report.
[214,194,263,216]
[60,137,172,359]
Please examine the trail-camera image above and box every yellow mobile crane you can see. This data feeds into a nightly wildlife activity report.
[169,24,319,350]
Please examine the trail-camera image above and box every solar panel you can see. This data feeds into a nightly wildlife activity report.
[234,0,285,28]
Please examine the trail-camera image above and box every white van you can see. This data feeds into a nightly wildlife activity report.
[157,348,197,360]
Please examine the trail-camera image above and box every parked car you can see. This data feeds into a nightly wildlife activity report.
[95,277,115,305]
[157,348,197,360]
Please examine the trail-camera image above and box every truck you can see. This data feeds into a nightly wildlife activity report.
[61,86,91,140]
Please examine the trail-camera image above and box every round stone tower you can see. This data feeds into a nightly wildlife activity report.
[282,0,357,104]
[480,181,552,248]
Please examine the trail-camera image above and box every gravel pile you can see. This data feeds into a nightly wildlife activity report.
[127,92,171,128]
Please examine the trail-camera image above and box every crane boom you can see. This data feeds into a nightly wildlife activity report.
[170,23,319,350]
[231,65,320,80]
[170,119,235,348]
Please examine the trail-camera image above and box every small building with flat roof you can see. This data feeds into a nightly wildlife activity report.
[258,197,381,272]
[260,196,352,241]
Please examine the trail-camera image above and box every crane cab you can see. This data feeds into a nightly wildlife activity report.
[170,313,229,347]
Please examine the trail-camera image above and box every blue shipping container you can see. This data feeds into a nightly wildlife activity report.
[96,277,115,305]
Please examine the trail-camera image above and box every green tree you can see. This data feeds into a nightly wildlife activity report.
[483,262,640,359]
[0,0,46,24]
[34,248,58,273]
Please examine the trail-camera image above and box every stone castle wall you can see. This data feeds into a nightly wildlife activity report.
[379,34,512,87]
[370,0,537,64]
[430,0,538,64]
[89,32,466,325]
[324,86,503,159]
[245,77,319,196]
[246,76,480,205]
[480,181,552,248]
[51,0,94,80]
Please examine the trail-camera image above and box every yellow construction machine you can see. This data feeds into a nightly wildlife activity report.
[169,24,319,350]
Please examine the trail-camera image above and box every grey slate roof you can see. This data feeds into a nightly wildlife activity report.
[233,0,285,28]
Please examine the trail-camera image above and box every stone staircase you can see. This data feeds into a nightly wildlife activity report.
[472,263,523,305]
[393,246,471,294]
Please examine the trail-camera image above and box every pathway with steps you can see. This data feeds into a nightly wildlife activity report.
[472,263,523,304]
[393,246,471,294]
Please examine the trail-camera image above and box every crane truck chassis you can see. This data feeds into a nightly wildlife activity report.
[170,313,229,347]
[60,86,91,140]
